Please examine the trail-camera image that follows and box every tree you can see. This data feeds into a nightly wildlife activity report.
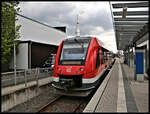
[1,1,21,71]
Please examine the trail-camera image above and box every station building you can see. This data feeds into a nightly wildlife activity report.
[9,13,67,70]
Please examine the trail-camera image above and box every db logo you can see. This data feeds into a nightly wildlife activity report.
[66,68,71,72]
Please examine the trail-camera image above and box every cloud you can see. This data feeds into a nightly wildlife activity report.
[18,1,117,53]
[82,29,117,53]
[89,26,104,35]
[95,30,117,53]
[19,2,113,34]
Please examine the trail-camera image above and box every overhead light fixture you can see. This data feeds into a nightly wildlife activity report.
[122,7,127,19]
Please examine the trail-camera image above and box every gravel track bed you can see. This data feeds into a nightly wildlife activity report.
[7,84,91,112]
[40,96,85,112]
[7,84,60,112]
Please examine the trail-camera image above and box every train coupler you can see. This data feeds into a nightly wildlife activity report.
[60,79,75,90]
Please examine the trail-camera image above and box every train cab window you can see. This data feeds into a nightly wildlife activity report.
[96,48,100,68]
[59,38,91,65]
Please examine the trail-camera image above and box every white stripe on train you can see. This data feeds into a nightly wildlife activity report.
[53,68,107,84]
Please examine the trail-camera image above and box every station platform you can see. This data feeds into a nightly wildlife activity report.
[83,58,148,112]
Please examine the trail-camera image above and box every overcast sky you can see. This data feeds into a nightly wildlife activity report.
[18,1,118,53]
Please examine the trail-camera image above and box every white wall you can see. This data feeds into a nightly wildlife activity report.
[17,43,28,69]
[9,43,28,69]
[16,14,67,46]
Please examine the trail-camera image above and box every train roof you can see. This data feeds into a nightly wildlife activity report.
[65,36,92,40]
[63,36,92,44]
[64,36,112,52]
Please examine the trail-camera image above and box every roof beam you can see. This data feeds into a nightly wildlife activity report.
[115,25,144,29]
[114,22,146,25]
[113,11,148,16]
[115,25,144,27]
[115,29,141,32]
[114,17,148,21]
[116,29,141,32]
[116,33,135,36]
[118,31,138,33]
[117,34,135,38]
[116,29,139,32]
[119,32,137,35]
[112,2,148,8]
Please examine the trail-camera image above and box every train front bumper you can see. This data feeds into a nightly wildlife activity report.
[52,81,97,91]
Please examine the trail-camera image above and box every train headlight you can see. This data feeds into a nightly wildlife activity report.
[79,68,83,71]
[57,67,61,71]
[57,67,62,72]
[76,70,79,73]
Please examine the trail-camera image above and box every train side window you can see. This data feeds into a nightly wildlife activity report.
[96,48,100,68]
[102,48,105,64]
[104,50,108,62]
[105,51,108,61]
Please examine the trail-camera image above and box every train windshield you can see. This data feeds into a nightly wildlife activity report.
[59,38,91,65]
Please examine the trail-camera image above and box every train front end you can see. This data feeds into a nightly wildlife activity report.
[52,37,91,91]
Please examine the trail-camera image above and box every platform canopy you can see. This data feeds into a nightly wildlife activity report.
[110,1,148,51]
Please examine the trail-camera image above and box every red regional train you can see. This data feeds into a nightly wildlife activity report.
[52,36,114,92]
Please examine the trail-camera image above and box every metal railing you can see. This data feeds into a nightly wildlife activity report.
[1,67,53,88]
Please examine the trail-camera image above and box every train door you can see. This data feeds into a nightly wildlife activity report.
[96,47,100,69]
[101,48,105,70]
[99,47,104,70]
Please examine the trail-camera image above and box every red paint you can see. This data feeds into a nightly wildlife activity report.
[53,37,114,83]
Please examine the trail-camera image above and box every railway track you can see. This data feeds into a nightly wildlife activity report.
[36,95,86,112]
[36,67,112,113]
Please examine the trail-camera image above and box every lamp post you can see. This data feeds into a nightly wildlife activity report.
[14,39,19,85]
[14,41,17,85]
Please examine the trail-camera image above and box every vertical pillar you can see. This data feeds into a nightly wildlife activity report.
[129,49,131,67]
[146,40,149,74]
[29,41,32,69]
[127,47,130,66]
[36,68,39,87]
[133,45,136,81]
[144,48,146,73]
[24,69,27,87]
[131,46,135,67]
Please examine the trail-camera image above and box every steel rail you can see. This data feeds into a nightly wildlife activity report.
[72,100,85,112]
[36,95,62,113]
[36,95,86,113]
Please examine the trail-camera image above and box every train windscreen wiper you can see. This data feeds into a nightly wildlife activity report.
[74,38,84,52]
